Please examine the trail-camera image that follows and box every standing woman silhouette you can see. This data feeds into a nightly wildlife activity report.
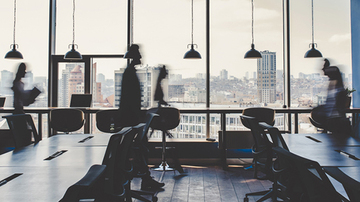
[12,63,34,114]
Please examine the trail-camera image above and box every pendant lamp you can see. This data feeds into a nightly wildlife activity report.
[5,0,23,59]
[64,0,82,60]
[244,0,261,59]
[304,0,322,58]
[184,0,201,59]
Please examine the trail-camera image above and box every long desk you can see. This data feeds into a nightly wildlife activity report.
[280,133,360,200]
[281,133,360,167]
[0,133,112,201]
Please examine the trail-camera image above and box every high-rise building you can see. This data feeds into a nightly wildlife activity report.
[220,69,228,80]
[257,50,276,104]
[114,65,165,108]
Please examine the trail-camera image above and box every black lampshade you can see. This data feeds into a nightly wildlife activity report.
[244,44,262,59]
[184,44,201,59]
[304,43,322,58]
[5,45,23,59]
[64,44,82,60]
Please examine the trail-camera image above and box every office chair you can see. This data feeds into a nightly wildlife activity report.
[50,108,84,134]
[96,109,122,133]
[241,107,275,129]
[3,114,40,149]
[240,115,273,180]
[148,107,184,173]
[60,127,137,202]
[240,107,275,171]
[272,147,342,202]
[129,113,160,202]
[244,123,290,202]
[324,167,360,202]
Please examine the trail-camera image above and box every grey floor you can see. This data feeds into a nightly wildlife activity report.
[131,165,273,202]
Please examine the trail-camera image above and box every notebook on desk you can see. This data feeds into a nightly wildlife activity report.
[70,94,92,108]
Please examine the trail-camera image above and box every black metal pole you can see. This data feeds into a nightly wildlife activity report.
[206,0,210,138]
[127,0,131,66]
[48,0,56,107]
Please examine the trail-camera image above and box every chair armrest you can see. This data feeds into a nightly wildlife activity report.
[258,122,275,130]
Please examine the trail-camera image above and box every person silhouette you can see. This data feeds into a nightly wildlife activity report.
[12,63,36,114]
[312,58,351,135]
[154,65,169,107]
[118,44,165,190]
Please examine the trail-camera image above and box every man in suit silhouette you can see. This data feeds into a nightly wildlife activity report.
[118,44,165,190]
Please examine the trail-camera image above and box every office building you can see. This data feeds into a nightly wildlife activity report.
[220,69,228,80]
[115,65,165,108]
[257,50,276,104]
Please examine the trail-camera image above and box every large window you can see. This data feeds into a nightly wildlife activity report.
[290,0,351,133]
[133,0,206,139]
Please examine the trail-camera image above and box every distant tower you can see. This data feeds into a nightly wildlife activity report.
[257,50,276,103]
[220,69,228,80]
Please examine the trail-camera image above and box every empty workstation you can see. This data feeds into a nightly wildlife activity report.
[0,0,360,202]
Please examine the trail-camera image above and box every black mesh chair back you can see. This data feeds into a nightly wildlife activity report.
[102,127,137,197]
[241,107,275,129]
[3,114,40,149]
[96,109,122,133]
[240,115,273,179]
[259,122,289,151]
[60,127,135,202]
[272,147,342,202]
[50,108,84,134]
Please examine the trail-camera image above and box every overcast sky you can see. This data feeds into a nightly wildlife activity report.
[0,0,351,80]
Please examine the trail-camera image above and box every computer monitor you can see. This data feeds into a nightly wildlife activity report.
[0,97,5,107]
[70,94,92,108]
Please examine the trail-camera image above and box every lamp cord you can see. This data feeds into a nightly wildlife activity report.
[191,0,194,44]
[13,0,16,45]
[311,0,314,44]
[251,0,254,45]
[72,0,75,45]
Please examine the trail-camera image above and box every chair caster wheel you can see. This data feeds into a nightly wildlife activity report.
[244,197,249,202]
[152,196,158,202]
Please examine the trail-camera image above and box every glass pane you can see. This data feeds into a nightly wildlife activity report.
[210,0,283,109]
[133,0,206,139]
[56,0,127,54]
[0,0,49,108]
[290,0,351,133]
[58,62,85,107]
[90,58,126,134]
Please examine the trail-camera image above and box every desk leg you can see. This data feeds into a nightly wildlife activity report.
[38,113,42,140]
